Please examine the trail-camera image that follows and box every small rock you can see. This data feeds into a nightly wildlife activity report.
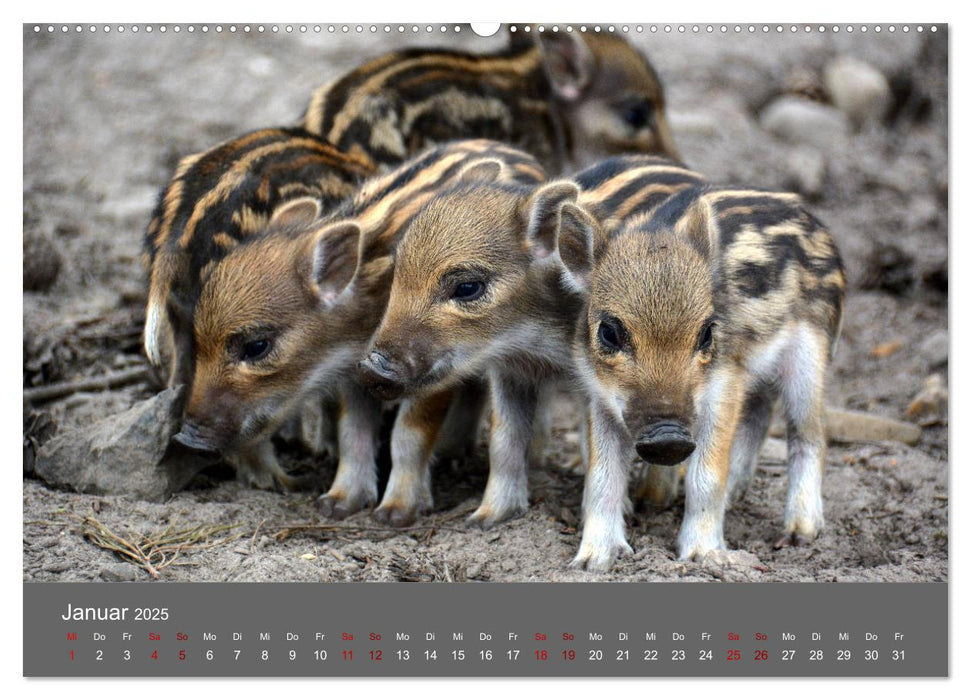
[824,57,892,126]
[100,564,138,582]
[823,407,921,445]
[783,66,827,103]
[860,243,915,295]
[761,96,850,150]
[345,546,367,561]
[699,549,762,570]
[500,559,517,573]
[907,374,947,426]
[919,330,948,369]
[299,553,317,561]
[33,387,215,501]
[783,146,826,198]
[43,561,73,574]
[870,341,903,359]
[23,230,63,292]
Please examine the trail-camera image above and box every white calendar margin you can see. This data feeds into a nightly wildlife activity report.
[4,0,961,695]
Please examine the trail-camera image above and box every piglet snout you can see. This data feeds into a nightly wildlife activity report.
[358,350,406,401]
[635,421,695,466]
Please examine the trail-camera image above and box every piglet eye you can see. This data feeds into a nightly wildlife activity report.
[597,316,625,353]
[240,338,272,362]
[621,100,654,130]
[451,280,486,302]
[696,321,715,353]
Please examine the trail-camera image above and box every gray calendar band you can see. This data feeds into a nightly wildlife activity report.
[24,582,947,677]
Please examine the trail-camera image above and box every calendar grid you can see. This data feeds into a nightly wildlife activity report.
[24,582,947,677]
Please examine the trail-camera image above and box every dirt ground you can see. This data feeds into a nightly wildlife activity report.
[23,24,948,583]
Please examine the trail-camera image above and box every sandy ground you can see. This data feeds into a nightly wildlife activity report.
[23,24,947,583]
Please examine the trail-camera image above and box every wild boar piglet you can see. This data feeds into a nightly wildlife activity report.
[559,184,845,570]
[361,153,705,529]
[304,30,679,173]
[142,127,375,487]
[174,140,545,516]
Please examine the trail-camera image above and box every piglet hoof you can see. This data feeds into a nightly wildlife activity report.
[635,465,681,510]
[564,455,586,476]
[373,502,425,528]
[317,490,374,520]
[677,533,726,562]
[237,467,278,492]
[273,471,300,492]
[570,540,633,573]
[466,502,526,529]
[773,531,815,550]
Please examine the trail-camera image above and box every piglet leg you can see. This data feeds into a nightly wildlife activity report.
[467,371,536,528]
[317,383,383,519]
[572,399,634,572]
[678,369,745,560]
[375,389,453,526]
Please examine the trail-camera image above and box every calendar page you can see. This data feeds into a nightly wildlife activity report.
[22,21,948,678]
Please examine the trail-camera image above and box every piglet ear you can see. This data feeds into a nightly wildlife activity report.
[556,203,602,293]
[675,197,716,259]
[538,32,594,102]
[270,196,322,229]
[305,221,362,306]
[457,158,506,184]
[524,181,579,260]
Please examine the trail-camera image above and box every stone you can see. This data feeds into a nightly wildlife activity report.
[465,560,487,580]
[783,146,826,198]
[824,56,892,126]
[919,330,948,369]
[699,549,762,570]
[23,230,62,292]
[760,96,850,150]
[100,564,139,582]
[823,408,921,445]
[33,386,215,502]
[907,374,947,426]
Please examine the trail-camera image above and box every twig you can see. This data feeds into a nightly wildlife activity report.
[273,522,465,541]
[81,516,241,579]
[868,511,903,520]
[250,519,267,551]
[24,366,151,404]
